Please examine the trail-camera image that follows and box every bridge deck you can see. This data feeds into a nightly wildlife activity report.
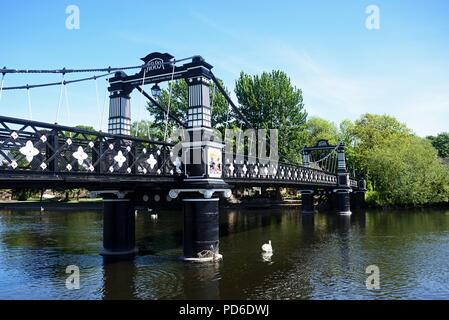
[0,115,357,191]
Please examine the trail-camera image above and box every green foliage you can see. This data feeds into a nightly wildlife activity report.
[234,70,307,163]
[303,117,339,146]
[12,189,39,201]
[131,120,164,141]
[340,113,449,206]
[427,132,449,158]
[146,79,232,139]
[365,135,449,206]
[74,125,95,131]
[341,114,412,177]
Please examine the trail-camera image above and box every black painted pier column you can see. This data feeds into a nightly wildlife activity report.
[101,193,137,259]
[351,179,367,211]
[182,196,220,261]
[333,189,352,216]
[299,190,315,215]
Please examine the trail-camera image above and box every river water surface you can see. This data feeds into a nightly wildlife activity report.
[1,207,449,299]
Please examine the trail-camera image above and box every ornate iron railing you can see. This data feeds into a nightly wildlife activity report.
[222,153,338,186]
[0,116,181,177]
[0,116,361,190]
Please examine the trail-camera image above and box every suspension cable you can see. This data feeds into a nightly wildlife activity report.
[164,63,176,142]
[0,56,197,75]
[1,65,142,75]
[94,76,101,129]
[135,69,147,137]
[210,71,253,130]
[135,86,186,128]
[0,73,4,105]
[26,87,33,120]
[1,72,113,91]
[55,74,65,123]
[99,84,109,132]
[64,82,71,125]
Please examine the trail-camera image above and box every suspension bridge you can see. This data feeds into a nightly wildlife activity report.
[0,52,366,261]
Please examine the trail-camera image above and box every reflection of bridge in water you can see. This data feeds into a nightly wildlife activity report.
[0,53,366,261]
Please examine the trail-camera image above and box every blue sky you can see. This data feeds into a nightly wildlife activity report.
[0,0,448,136]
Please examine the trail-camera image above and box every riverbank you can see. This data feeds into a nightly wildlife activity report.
[2,198,447,211]
[0,198,302,211]
[0,199,103,211]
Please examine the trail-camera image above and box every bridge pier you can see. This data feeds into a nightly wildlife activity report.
[351,179,367,211]
[99,191,137,259]
[182,195,220,261]
[333,189,352,216]
[299,190,315,215]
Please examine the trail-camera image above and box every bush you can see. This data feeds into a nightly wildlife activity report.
[366,135,449,206]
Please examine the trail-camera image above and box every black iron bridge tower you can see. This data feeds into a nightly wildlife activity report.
[334,142,352,215]
[299,140,366,216]
[101,53,230,261]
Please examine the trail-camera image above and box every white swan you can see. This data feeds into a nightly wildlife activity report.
[261,240,273,253]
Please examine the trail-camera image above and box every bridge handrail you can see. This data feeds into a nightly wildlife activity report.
[0,115,174,147]
[223,152,337,175]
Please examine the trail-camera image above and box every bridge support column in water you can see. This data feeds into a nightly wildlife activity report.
[99,191,137,259]
[168,61,231,261]
[299,189,315,215]
[351,179,367,211]
[333,189,352,216]
[182,196,220,261]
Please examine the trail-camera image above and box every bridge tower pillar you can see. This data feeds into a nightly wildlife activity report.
[299,189,315,215]
[97,191,137,259]
[333,143,352,215]
[107,71,133,135]
[169,57,231,261]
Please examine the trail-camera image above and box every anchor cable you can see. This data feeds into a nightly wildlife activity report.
[0,73,4,105]
[55,74,65,123]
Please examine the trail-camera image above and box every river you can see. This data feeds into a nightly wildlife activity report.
[1,207,449,299]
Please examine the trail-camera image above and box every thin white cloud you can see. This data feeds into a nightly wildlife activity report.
[167,11,449,136]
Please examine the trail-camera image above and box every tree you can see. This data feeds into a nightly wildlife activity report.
[234,70,307,163]
[146,79,232,140]
[338,113,449,206]
[303,117,339,146]
[427,133,449,158]
[342,114,412,181]
[131,120,164,141]
[365,135,449,206]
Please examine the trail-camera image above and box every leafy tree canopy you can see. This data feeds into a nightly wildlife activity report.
[303,117,339,147]
[366,135,449,206]
[427,132,449,158]
[234,70,308,163]
[145,79,232,140]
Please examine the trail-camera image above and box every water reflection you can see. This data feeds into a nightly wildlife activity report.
[102,260,137,300]
[181,262,221,300]
[1,207,449,299]
[261,252,273,263]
